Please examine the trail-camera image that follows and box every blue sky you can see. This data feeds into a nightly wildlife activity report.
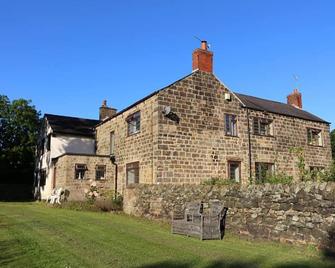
[1,0,334,129]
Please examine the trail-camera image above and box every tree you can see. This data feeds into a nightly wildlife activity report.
[331,129,335,159]
[0,95,40,184]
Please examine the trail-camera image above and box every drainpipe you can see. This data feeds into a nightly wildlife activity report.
[246,108,252,180]
[110,155,118,197]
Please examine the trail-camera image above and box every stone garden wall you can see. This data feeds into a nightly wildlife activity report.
[124,182,335,245]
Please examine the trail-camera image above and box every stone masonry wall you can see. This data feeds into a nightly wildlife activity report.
[124,183,335,245]
[55,154,114,200]
[94,70,331,192]
[156,70,332,184]
[248,109,332,179]
[156,71,250,184]
[95,95,159,193]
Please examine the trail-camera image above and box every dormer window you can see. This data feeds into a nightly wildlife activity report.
[307,128,323,146]
[127,111,141,136]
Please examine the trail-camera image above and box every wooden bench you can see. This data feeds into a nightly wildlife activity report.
[171,200,228,240]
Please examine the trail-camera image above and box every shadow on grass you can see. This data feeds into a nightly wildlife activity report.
[138,259,261,268]
[138,259,335,268]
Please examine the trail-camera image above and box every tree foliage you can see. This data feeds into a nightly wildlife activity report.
[331,129,335,159]
[0,95,40,183]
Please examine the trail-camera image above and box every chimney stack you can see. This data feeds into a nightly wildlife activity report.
[287,89,302,109]
[192,40,213,73]
[99,100,117,121]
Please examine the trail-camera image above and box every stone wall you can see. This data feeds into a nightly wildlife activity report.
[156,71,332,184]
[156,71,250,184]
[124,183,335,245]
[55,154,114,200]
[95,95,159,192]
[94,69,332,192]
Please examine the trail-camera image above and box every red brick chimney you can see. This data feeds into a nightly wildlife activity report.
[287,89,302,109]
[192,40,213,73]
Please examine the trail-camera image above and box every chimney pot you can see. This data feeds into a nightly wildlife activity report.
[201,40,208,50]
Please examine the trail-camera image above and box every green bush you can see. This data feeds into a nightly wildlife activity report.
[201,177,239,186]
[95,190,123,212]
[261,173,293,185]
[95,194,123,212]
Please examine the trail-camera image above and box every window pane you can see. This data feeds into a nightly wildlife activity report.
[254,118,272,136]
[127,112,141,135]
[75,164,87,180]
[96,165,106,180]
[253,118,259,135]
[225,114,237,136]
[255,163,274,182]
[228,162,240,182]
[307,128,322,146]
[126,162,139,185]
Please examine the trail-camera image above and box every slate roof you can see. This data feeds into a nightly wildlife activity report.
[235,93,328,124]
[44,114,99,137]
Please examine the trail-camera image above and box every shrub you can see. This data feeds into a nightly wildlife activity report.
[290,147,335,182]
[84,180,99,204]
[201,177,239,186]
[95,190,123,212]
[262,173,293,185]
[95,196,123,212]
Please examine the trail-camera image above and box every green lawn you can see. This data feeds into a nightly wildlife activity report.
[0,203,333,268]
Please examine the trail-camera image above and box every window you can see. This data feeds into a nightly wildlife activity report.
[40,169,46,186]
[127,111,141,136]
[307,128,323,146]
[110,131,115,155]
[75,164,87,180]
[255,162,274,183]
[253,118,273,136]
[228,161,241,182]
[46,135,51,151]
[225,114,237,136]
[96,165,106,180]
[126,162,139,185]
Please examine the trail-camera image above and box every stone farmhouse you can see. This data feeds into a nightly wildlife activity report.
[35,42,332,200]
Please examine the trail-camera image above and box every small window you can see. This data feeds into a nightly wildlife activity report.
[253,118,273,136]
[95,165,106,180]
[40,138,45,155]
[127,111,141,136]
[46,135,51,151]
[228,161,241,182]
[255,162,275,183]
[126,162,139,185]
[225,114,238,136]
[110,131,115,155]
[75,164,87,180]
[307,128,322,146]
[40,169,46,186]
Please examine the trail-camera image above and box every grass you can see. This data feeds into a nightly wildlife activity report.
[0,203,333,268]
